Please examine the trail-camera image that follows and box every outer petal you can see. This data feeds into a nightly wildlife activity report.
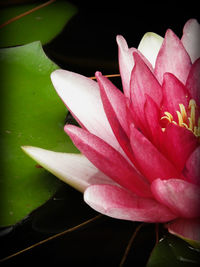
[151,178,200,218]
[95,71,129,136]
[116,35,135,98]
[130,53,162,131]
[51,70,120,153]
[130,126,180,182]
[21,146,114,193]
[117,35,154,99]
[95,71,134,162]
[167,218,200,245]
[183,146,200,186]
[154,29,191,85]
[65,125,152,198]
[160,124,198,172]
[181,19,200,63]
[186,58,200,106]
[138,32,163,68]
[84,184,177,222]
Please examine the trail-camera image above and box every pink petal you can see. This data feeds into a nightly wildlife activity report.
[21,146,114,193]
[186,58,200,106]
[161,73,190,121]
[65,125,152,198]
[144,95,162,147]
[154,29,191,85]
[95,71,129,136]
[181,19,200,63]
[95,71,134,162]
[116,35,135,98]
[130,126,180,183]
[128,97,148,136]
[84,184,177,222]
[130,53,162,132]
[50,70,120,153]
[151,178,200,218]
[131,52,162,107]
[160,124,198,172]
[183,146,200,186]
[167,218,200,243]
[116,36,153,99]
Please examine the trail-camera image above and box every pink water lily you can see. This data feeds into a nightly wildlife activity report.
[23,19,200,245]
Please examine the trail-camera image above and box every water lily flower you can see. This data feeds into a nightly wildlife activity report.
[22,19,200,246]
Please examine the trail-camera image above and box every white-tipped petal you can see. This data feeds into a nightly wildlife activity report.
[50,69,121,153]
[22,146,114,193]
[138,32,163,68]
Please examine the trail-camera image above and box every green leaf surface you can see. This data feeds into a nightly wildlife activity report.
[147,234,200,267]
[0,0,77,47]
[0,41,78,226]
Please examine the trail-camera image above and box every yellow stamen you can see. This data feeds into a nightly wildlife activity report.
[161,99,199,138]
[165,112,173,122]
[176,111,183,126]
[181,123,189,129]
[161,112,173,122]
[189,99,196,126]
[179,104,187,122]
[188,117,193,131]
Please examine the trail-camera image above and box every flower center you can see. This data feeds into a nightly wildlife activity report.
[161,99,200,138]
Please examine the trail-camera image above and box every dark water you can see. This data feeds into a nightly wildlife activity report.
[1,1,200,266]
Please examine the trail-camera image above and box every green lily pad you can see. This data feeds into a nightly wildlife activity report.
[0,0,77,47]
[0,41,78,226]
[147,234,200,267]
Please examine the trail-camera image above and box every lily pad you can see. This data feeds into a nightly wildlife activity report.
[0,0,77,47]
[0,41,78,226]
[147,234,200,266]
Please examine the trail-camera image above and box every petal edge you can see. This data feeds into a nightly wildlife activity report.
[22,146,113,193]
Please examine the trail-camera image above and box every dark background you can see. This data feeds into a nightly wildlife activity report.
[1,0,200,266]
[45,0,200,76]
